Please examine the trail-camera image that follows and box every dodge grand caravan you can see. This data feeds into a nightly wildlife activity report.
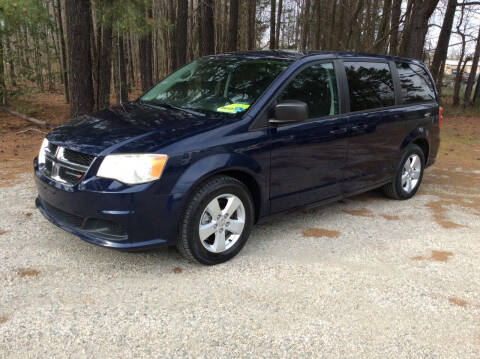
[34,51,441,264]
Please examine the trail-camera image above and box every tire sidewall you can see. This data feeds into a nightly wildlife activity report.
[395,145,425,199]
[184,181,254,265]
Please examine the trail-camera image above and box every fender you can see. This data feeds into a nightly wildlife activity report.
[400,126,429,150]
[399,126,430,163]
[169,152,269,216]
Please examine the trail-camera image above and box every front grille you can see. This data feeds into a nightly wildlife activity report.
[48,143,58,153]
[40,199,128,241]
[45,158,54,176]
[41,145,95,186]
[63,149,95,167]
[59,166,84,184]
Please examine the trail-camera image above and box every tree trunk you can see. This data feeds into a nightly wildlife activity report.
[148,4,155,79]
[327,0,337,49]
[65,0,95,118]
[0,33,5,105]
[227,0,239,52]
[90,4,100,107]
[275,0,283,48]
[301,0,311,51]
[463,27,480,106]
[398,0,414,57]
[21,27,31,69]
[168,0,177,72]
[176,0,188,67]
[32,31,44,91]
[200,0,215,56]
[117,34,128,103]
[399,0,439,60]
[373,0,392,53]
[430,0,457,91]
[269,0,276,49]
[139,5,154,91]
[127,33,135,88]
[43,24,55,91]
[312,0,322,50]
[453,45,467,106]
[97,24,113,110]
[246,0,256,50]
[5,37,16,87]
[389,0,402,56]
[196,0,202,57]
[345,0,364,51]
[336,0,346,49]
[187,0,194,60]
[453,5,466,106]
[473,73,480,104]
[55,0,69,103]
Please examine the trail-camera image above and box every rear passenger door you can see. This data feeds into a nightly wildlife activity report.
[341,60,406,195]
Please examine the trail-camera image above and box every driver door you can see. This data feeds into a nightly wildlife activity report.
[269,62,349,213]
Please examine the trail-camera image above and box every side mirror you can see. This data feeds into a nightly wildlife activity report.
[269,100,309,125]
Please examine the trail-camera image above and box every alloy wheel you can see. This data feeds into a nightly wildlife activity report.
[198,194,246,253]
[401,154,421,193]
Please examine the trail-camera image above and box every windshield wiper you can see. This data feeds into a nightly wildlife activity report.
[142,101,205,117]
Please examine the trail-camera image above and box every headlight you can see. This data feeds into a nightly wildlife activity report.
[97,154,168,185]
[38,138,49,165]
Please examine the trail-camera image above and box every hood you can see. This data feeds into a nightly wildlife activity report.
[46,103,231,156]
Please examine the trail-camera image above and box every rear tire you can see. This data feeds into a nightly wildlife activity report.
[383,144,425,200]
[177,175,254,265]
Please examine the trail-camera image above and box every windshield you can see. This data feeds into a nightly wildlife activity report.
[140,57,292,115]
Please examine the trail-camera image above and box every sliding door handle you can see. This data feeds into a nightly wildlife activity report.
[350,124,368,132]
[329,128,348,135]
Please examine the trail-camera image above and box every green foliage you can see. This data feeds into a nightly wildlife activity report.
[0,0,53,33]
[0,0,55,99]
[94,0,154,35]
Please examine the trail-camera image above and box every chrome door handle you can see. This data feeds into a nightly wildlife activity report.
[350,124,368,132]
[329,128,347,135]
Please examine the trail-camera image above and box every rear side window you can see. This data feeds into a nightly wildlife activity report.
[395,62,435,104]
[344,62,395,112]
[277,62,339,118]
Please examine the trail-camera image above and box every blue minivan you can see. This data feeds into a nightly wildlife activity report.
[34,51,441,264]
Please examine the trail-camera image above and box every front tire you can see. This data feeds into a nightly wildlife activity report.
[383,144,425,200]
[177,175,254,265]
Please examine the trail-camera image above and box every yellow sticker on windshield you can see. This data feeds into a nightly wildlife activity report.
[216,103,250,113]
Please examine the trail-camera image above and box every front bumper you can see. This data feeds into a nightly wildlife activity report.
[34,159,180,250]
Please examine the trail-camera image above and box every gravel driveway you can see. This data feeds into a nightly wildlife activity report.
[1,166,479,358]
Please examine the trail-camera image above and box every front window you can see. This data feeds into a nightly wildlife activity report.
[277,62,339,118]
[141,57,292,115]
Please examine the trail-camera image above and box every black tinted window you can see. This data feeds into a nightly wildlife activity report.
[396,62,435,104]
[344,62,395,111]
[278,62,339,118]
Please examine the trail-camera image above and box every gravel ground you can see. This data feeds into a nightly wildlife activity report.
[0,168,479,358]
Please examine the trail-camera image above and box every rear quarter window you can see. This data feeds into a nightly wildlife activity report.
[344,61,395,112]
[395,62,436,104]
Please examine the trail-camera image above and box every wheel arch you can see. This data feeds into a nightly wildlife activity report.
[171,153,267,223]
[400,126,430,165]
[412,137,429,165]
